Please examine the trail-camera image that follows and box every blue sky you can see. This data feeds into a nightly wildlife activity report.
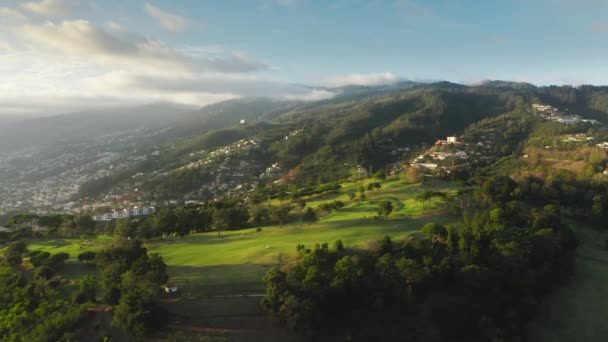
[1,0,607,114]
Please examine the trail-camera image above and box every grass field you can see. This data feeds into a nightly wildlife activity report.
[26,178,457,340]
[28,179,455,293]
[529,224,608,342]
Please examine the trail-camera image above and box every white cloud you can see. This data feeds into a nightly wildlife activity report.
[16,19,266,74]
[22,0,70,17]
[144,3,188,32]
[0,7,26,22]
[323,72,400,87]
[0,5,330,115]
[85,71,335,104]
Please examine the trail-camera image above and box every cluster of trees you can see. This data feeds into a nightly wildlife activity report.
[317,200,345,213]
[416,190,449,212]
[475,172,608,225]
[4,213,96,242]
[377,200,393,218]
[0,243,86,341]
[103,195,325,240]
[263,186,577,341]
[4,241,71,285]
[0,236,168,340]
[97,239,169,337]
[106,205,215,239]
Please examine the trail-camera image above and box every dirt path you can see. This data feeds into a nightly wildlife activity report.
[167,324,254,334]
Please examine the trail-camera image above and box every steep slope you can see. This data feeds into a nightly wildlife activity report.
[56,83,608,201]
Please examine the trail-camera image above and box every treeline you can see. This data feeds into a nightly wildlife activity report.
[262,183,577,341]
[2,213,96,242]
[510,169,608,221]
[104,198,319,240]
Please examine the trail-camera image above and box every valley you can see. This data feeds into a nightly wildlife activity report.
[3,82,608,341]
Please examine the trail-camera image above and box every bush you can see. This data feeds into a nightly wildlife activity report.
[77,251,96,263]
[35,266,54,280]
[31,251,51,267]
[48,252,70,268]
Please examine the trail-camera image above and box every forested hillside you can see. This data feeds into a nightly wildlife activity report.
[121,84,549,197]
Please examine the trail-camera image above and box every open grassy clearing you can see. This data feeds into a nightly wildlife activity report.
[29,214,452,295]
[530,224,608,342]
[154,214,451,295]
[28,179,456,296]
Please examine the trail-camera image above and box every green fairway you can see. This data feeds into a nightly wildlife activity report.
[27,178,458,298]
[530,225,608,342]
[149,214,450,295]
[27,235,111,260]
[296,177,456,221]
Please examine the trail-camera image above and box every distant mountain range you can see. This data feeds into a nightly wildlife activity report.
[2,80,608,155]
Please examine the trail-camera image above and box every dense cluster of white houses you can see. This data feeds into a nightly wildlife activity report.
[93,207,156,221]
[532,103,600,125]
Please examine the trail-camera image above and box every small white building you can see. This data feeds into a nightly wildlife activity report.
[447,136,458,143]
[164,285,178,294]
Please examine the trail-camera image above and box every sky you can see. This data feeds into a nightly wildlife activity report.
[1,0,608,115]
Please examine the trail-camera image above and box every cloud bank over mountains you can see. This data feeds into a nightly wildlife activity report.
[0,1,379,115]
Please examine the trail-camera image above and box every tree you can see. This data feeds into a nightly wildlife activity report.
[47,252,70,269]
[73,276,97,304]
[297,199,307,225]
[34,265,54,280]
[432,191,449,209]
[592,194,604,218]
[151,208,178,237]
[74,214,96,233]
[377,200,393,219]
[271,205,291,228]
[421,223,448,243]
[78,251,97,263]
[378,236,393,255]
[348,192,356,201]
[30,251,51,267]
[97,239,168,334]
[303,207,318,226]
[416,191,434,212]
[112,271,167,337]
[115,218,138,239]
[252,206,270,226]
[213,206,250,233]
[457,187,475,209]
[373,169,386,180]
[5,241,27,266]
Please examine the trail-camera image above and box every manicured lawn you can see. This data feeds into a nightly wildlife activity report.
[27,178,457,297]
[149,214,450,295]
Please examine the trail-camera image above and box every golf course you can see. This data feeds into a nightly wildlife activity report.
[24,178,457,340]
